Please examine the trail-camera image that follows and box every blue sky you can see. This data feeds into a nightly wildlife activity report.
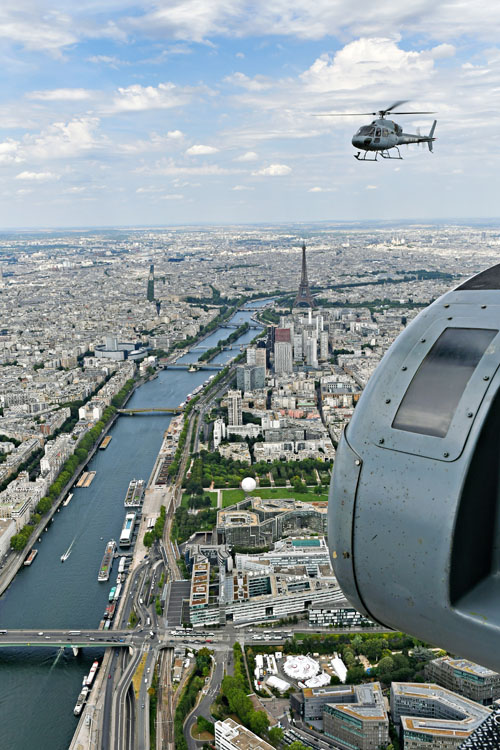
[0,1,499,227]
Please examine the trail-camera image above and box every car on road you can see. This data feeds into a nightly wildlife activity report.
[38,632,44,636]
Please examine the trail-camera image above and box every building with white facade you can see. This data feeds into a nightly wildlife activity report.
[215,718,274,750]
[227,390,242,427]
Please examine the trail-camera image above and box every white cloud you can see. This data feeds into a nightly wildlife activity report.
[123,1,500,44]
[253,163,292,176]
[110,82,192,113]
[0,117,102,166]
[0,6,76,54]
[167,130,185,140]
[300,38,444,93]
[138,159,242,176]
[365,184,378,190]
[28,88,92,101]
[86,55,128,68]
[25,117,102,159]
[161,193,184,200]
[185,144,219,155]
[234,151,258,162]
[232,184,254,190]
[15,171,60,181]
[0,140,22,164]
[308,186,335,192]
[225,72,272,91]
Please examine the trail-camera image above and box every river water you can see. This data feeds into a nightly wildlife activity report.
[0,302,266,750]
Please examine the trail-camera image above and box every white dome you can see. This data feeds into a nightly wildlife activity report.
[241,477,257,493]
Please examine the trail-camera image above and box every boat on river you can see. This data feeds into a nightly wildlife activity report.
[23,549,38,566]
[98,540,116,582]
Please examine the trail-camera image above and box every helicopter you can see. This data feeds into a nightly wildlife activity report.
[318,100,437,161]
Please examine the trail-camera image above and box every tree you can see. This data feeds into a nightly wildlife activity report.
[345,665,366,684]
[268,727,284,747]
[249,710,269,737]
[352,635,363,654]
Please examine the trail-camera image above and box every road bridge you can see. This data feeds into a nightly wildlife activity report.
[219,323,261,330]
[163,362,224,370]
[0,629,133,648]
[117,407,184,415]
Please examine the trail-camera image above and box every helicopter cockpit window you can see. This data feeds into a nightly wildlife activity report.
[375,128,381,137]
[357,126,375,136]
[382,129,389,137]
[392,327,498,438]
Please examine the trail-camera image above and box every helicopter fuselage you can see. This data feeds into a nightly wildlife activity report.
[351,117,435,157]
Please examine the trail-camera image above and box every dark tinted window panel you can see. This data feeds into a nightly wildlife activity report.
[458,264,500,290]
[392,328,497,438]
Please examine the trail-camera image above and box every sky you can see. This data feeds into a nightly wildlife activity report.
[0,1,499,227]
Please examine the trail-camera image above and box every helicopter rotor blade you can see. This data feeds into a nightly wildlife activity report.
[313,112,378,117]
[389,111,436,115]
[380,99,409,114]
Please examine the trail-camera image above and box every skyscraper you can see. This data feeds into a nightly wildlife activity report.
[147,264,155,302]
[274,328,293,374]
[293,241,315,308]
[227,390,243,426]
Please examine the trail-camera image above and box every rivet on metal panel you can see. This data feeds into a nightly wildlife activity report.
[385,398,391,404]
[444,304,450,308]
[354,459,361,466]
[484,376,490,381]
[378,438,385,444]
[447,317,453,320]
[401,366,407,371]
[420,338,426,343]
[481,305,487,309]
[467,412,473,418]
[443,452,449,458]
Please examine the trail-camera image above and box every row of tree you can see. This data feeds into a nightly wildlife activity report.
[10,401,119,551]
[143,505,166,547]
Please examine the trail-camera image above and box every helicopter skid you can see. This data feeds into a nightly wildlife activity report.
[354,151,379,161]
[380,146,403,160]
[354,146,403,161]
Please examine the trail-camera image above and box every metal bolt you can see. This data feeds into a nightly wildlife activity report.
[443,452,449,458]
[401,366,407,371]
[467,412,473,418]
[421,338,426,343]
[481,305,487,309]
[385,398,391,404]
[444,304,450,308]
[484,375,490,381]
[354,459,361,466]
[447,316,453,320]
[378,438,385,444]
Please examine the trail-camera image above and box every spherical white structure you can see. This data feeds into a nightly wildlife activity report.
[241,476,257,493]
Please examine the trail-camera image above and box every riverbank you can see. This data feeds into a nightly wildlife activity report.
[0,302,268,750]
[0,379,141,598]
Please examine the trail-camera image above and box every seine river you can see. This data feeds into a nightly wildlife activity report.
[0,303,265,750]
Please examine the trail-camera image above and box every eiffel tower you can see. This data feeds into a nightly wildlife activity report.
[293,241,315,308]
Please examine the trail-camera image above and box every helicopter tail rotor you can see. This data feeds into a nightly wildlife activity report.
[428,120,437,152]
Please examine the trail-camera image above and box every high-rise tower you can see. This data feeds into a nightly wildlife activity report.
[293,242,315,308]
[147,264,155,302]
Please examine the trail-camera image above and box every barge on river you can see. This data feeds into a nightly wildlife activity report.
[97,540,116,582]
